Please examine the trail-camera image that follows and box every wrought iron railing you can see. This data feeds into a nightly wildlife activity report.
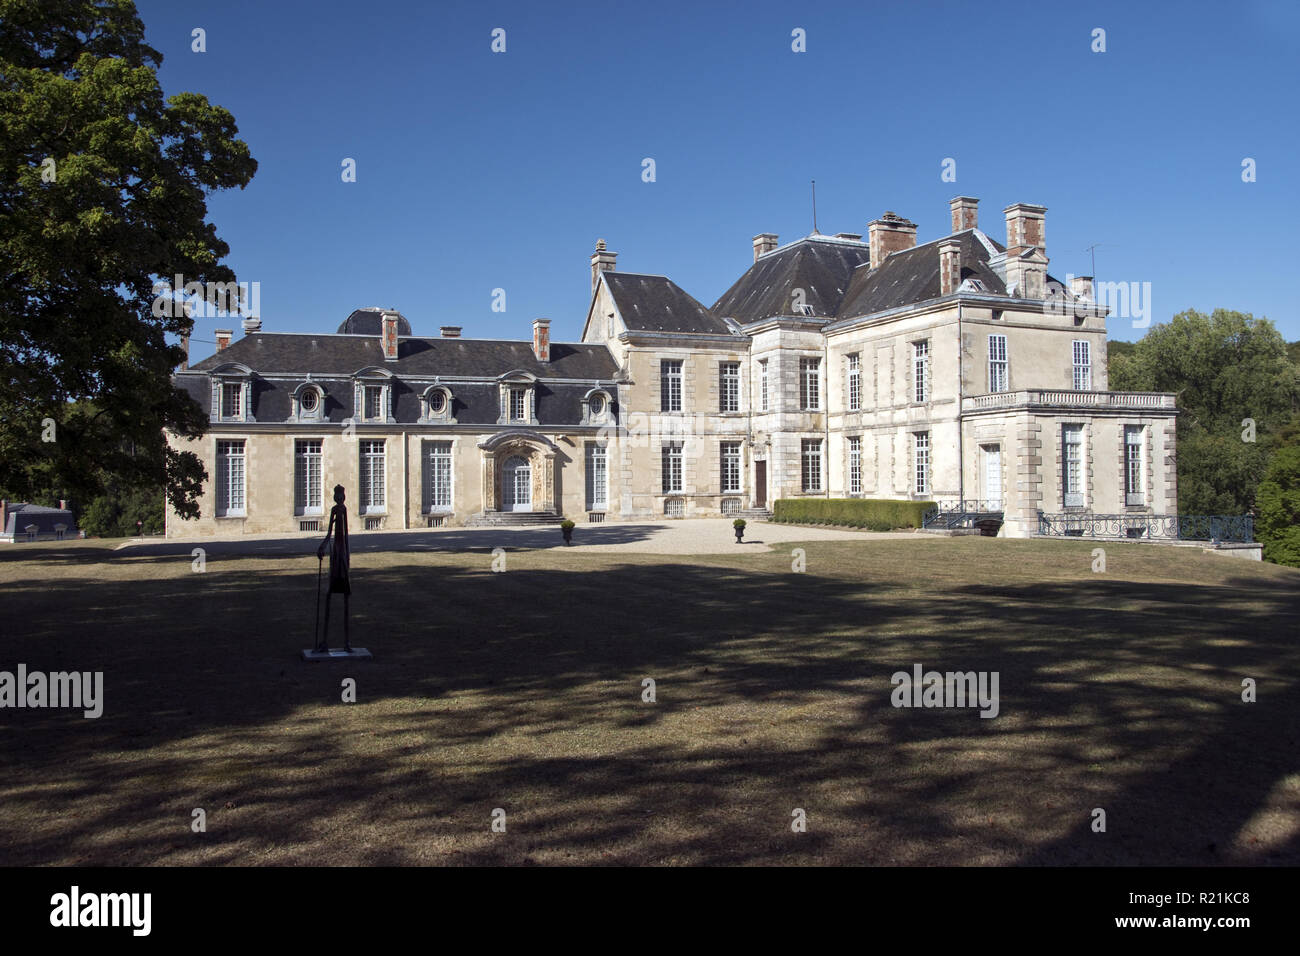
[923,500,1005,530]
[1036,512,1253,543]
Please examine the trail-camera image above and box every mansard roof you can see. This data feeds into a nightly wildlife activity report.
[836,230,1008,319]
[712,235,872,324]
[188,332,618,380]
[603,272,736,336]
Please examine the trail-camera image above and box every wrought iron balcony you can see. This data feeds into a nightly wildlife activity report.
[1037,512,1253,543]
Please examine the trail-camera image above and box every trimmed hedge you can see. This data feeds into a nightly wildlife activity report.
[772,498,935,531]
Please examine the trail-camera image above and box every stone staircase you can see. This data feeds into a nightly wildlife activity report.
[735,508,773,520]
[464,511,565,528]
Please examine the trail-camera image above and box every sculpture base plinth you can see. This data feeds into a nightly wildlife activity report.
[301,648,373,661]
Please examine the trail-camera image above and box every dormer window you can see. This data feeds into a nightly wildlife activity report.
[221,382,242,418]
[582,388,613,425]
[352,368,395,424]
[421,385,456,424]
[509,388,526,422]
[496,371,538,426]
[364,386,383,420]
[210,363,255,423]
[293,382,326,422]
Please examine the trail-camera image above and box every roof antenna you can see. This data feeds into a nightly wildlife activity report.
[1085,243,1102,277]
[811,179,820,234]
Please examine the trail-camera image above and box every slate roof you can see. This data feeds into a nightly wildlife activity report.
[836,230,1008,319]
[179,332,620,428]
[603,273,737,336]
[712,236,872,324]
[336,308,413,336]
[3,504,76,537]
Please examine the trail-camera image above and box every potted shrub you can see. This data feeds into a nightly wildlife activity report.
[733,518,746,543]
[560,519,575,545]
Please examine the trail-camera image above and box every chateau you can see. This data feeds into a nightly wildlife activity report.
[166,197,1178,539]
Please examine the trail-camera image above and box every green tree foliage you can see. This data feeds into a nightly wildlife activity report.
[79,481,163,537]
[1110,310,1299,515]
[0,0,256,517]
[1254,445,1300,567]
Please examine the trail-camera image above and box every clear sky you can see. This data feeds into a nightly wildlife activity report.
[135,0,1300,360]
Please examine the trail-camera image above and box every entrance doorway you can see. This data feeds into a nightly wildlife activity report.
[502,455,532,512]
[982,444,1002,509]
[755,460,767,509]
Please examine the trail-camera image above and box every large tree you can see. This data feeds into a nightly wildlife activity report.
[1110,309,1299,515]
[0,0,256,517]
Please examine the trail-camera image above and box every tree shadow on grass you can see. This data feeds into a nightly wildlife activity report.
[0,552,1296,865]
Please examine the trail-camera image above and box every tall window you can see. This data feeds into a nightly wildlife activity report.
[759,359,769,411]
[364,385,384,421]
[914,432,931,496]
[720,441,742,493]
[220,382,242,419]
[509,387,526,422]
[800,357,821,410]
[848,436,862,495]
[216,440,245,516]
[1124,426,1144,505]
[1073,340,1092,391]
[988,334,1008,393]
[801,438,823,492]
[586,442,607,509]
[847,353,861,411]
[425,441,452,510]
[294,439,322,515]
[360,439,386,512]
[914,340,930,403]
[1063,424,1083,507]
[719,362,740,412]
[662,442,683,493]
[660,360,683,412]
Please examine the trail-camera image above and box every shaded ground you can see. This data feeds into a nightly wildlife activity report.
[0,535,1296,865]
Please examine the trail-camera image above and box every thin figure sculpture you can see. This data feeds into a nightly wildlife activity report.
[316,484,352,652]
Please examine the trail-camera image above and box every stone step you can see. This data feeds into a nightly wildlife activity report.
[464,511,566,527]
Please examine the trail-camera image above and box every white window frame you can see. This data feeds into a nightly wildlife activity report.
[989,334,1008,393]
[586,442,608,510]
[1124,425,1144,506]
[800,357,821,411]
[914,340,930,403]
[661,360,683,412]
[1063,424,1084,507]
[216,439,246,516]
[801,438,823,493]
[425,440,453,512]
[509,387,526,423]
[759,359,769,412]
[294,439,323,516]
[1073,340,1092,391]
[848,436,862,495]
[914,432,931,496]
[847,353,861,411]
[360,439,387,513]
[720,362,740,413]
[720,441,742,494]
[219,381,246,421]
[662,441,683,493]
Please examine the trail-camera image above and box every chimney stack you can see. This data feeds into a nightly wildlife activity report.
[381,310,400,361]
[241,316,262,335]
[58,499,67,511]
[868,212,917,270]
[1070,276,1094,301]
[590,239,618,293]
[214,329,232,351]
[939,239,962,295]
[753,233,779,261]
[950,196,979,233]
[440,326,462,338]
[1003,203,1049,299]
[532,319,551,362]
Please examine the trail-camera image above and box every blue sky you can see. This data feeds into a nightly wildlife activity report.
[136,0,1300,359]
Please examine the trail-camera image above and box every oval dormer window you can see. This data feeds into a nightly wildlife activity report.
[590,394,605,416]
[429,390,446,414]
[300,389,318,413]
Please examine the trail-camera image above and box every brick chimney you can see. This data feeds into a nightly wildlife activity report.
[214,329,232,351]
[440,326,461,338]
[381,310,400,361]
[58,499,67,511]
[532,318,551,362]
[950,196,979,233]
[753,233,779,261]
[939,239,962,295]
[590,239,617,292]
[1003,203,1049,299]
[868,212,917,270]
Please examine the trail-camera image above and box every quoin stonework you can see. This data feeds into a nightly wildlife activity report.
[166,198,1177,538]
